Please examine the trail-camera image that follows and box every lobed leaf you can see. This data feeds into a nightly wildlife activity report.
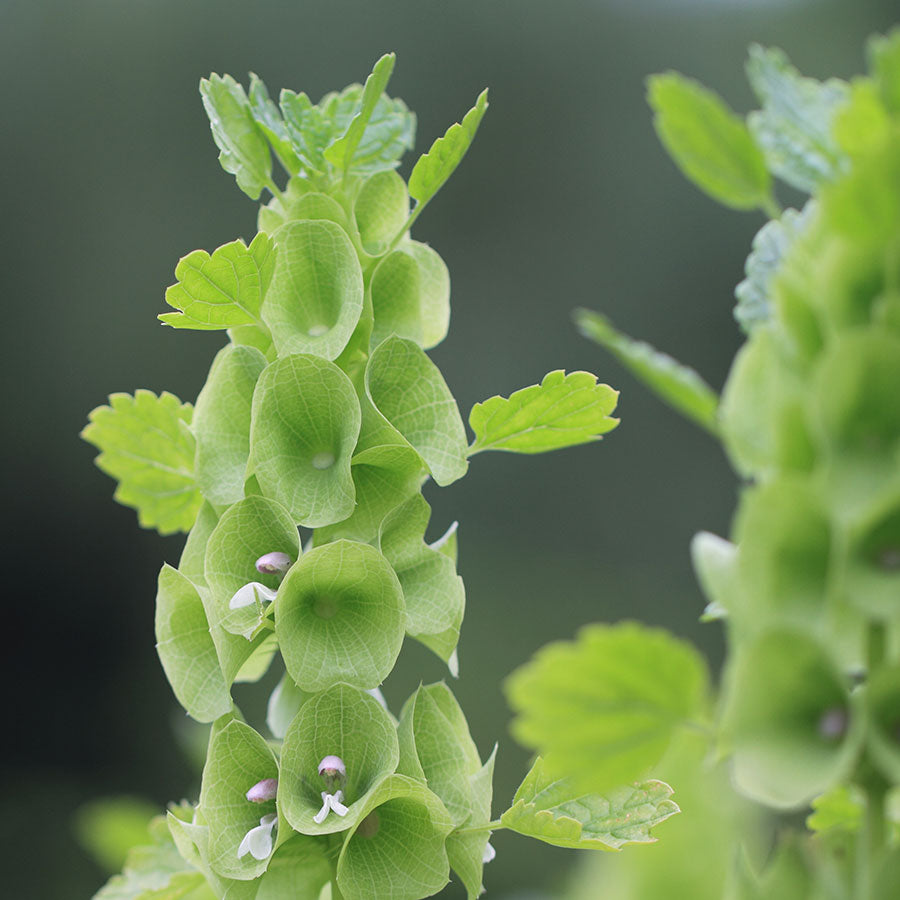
[160,234,275,331]
[575,310,717,434]
[200,74,272,199]
[409,89,488,211]
[734,204,813,334]
[501,758,679,851]
[746,45,850,193]
[248,72,301,176]
[647,72,772,211]
[506,622,709,793]
[469,369,619,455]
[82,390,200,535]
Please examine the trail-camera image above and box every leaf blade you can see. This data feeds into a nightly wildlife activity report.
[468,369,619,455]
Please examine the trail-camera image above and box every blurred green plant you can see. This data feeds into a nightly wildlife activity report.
[509,28,900,900]
[80,54,672,899]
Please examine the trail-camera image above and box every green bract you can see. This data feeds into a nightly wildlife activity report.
[82,53,663,900]
[509,29,900,897]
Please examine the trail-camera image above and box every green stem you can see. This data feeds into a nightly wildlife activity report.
[265,176,284,200]
[854,621,888,899]
[455,819,503,836]
[388,202,426,251]
[760,194,783,220]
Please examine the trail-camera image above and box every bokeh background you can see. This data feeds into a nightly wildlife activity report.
[1,0,897,896]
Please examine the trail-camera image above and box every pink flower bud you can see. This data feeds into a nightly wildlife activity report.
[318,755,346,779]
[255,552,292,575]
[245,778,278,803]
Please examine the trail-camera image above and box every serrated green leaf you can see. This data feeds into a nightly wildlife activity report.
[93,814,206,900]
[806,785,863,835]
[575,310,717,435]
[275,540,405,692]
[380,494,465,640]
[469,369,619,455]
[734,204,813,334]
[204,495,300,641]
[201,74,272,200]
[501,758,679,851]
[248,73,301,176]
[193,345,267,506]
[82,390,201,535]
[155,564,233,723]
[324,54,399,173]
[335,775,453,900]
[746,45,850,193]
[647,72,772,211]
[249,354,360,527]
[279,684,399,835]
[199,720,280,880]
[262,220,364,360]
[160,234,275,332]
[365,336,468,485]
[408,89,488,212]
[506,622,708,793]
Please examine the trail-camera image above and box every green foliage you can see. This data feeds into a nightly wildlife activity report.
[468,369,619,454]
[501,757,679,851]
[647,72,772,211]
[160,234,275,331]
[574,310,718,433]
[507,622,709,793]
[85,54,646,900]
[82,390,200,535]
[745,45,850,193]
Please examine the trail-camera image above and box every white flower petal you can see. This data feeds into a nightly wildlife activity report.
[229,582,277,610]
[482,841,496,864]
[447,649,459,679]
[330,790,349,817]
[313,791,331,824]
[237,814,277,860]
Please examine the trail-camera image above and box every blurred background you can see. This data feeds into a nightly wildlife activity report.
[1,0,897,896]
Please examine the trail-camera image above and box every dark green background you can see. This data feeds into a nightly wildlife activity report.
[1,1,895,896]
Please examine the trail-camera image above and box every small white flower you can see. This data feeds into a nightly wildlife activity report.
[482,841,496,864]
[366,686,389,711]
[237,813,277,860]
[447,648,459,679]
[229,582,278,610]
[313,789,349,824]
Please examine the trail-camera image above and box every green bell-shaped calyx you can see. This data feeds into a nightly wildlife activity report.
[279,684,399,835]
[198,719,282,880]
[249,354,361,527]
[722,629,864,809]
[335,775,454,900]
[262,219,364,360]
[275,540,405,691]
[204,494,300,641]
